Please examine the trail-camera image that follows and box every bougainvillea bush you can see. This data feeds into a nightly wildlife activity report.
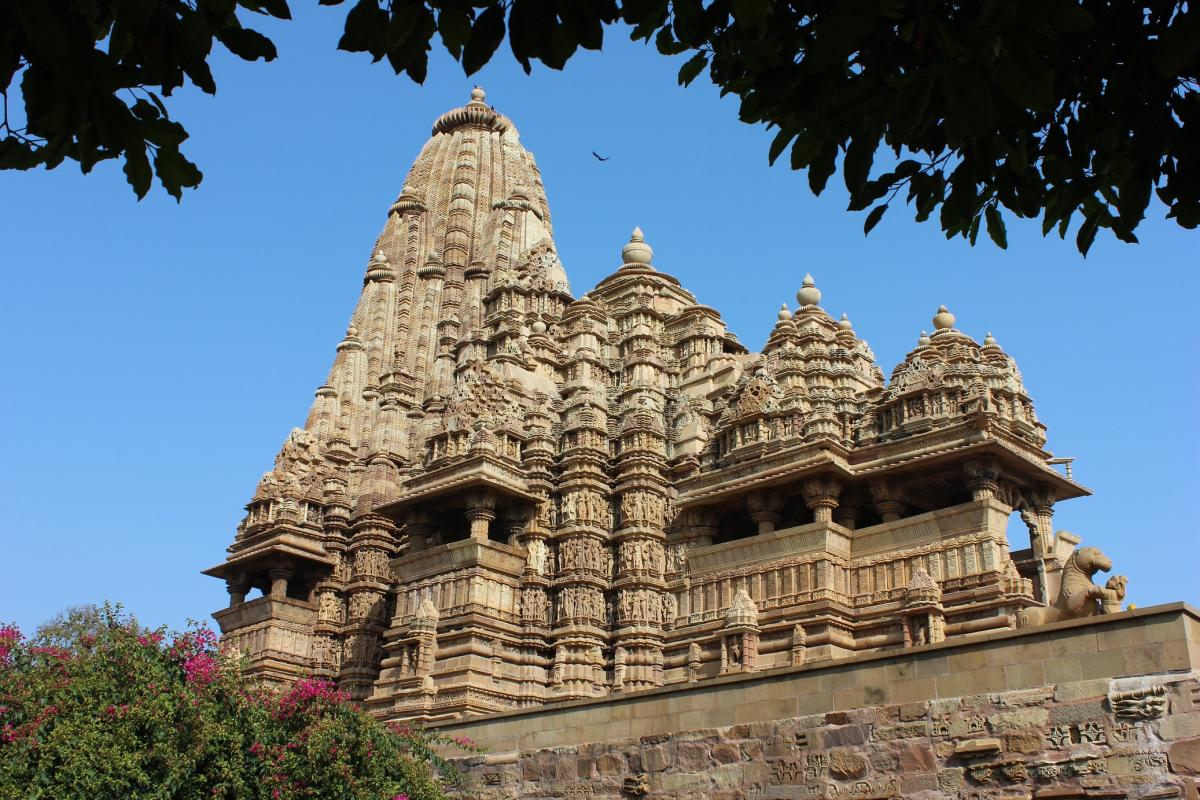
[0,608,473,800]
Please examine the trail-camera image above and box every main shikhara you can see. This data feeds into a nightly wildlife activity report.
[205,89,1121,722]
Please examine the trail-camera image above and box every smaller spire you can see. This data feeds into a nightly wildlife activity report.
[620,227,654,268]
[918,330,931,346]
[932,304,956,331]
[838,313,853,331]
[796,274,821,307]
[778,303,793,321]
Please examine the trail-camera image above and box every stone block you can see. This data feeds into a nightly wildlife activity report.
[900,773,939,793]
[988,708,1049,733]
[1003,730,1045,754]
[1048,699,1105,726]
[954,738,1002,756]
[898,742,937,773]
[659,772,710,792]
[642,745,670,773]
[937,767,965,792]
[821,725,867,749]
[899,702,929,722]
[1161,713,1200,741]
[828,750,869,779]
[712,743,740,765]
[1169,738,1200,775]
[1053,678,1110,703]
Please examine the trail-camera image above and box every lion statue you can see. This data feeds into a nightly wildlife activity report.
[1016,546,1127,628]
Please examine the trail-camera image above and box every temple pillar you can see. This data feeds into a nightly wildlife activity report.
[965,459,1002,501]
[464,491,497,542]
[268,565,292,599]
[1022,486,1056,559]
[870,480,905,523]
[226,574,249,606]
[747,492,784,535]
[802,477,842,523]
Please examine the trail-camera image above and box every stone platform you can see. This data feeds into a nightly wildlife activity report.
[437,603,1200,799]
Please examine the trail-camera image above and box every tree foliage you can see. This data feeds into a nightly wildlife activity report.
[0,605,473,800]
[3,1,1196,254]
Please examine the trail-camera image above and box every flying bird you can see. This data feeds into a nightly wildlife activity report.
[592,151,610,162]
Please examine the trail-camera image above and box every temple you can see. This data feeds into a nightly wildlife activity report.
[204,89,1116,723]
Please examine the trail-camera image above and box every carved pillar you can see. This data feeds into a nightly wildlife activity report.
[226,574,249,606]
[464,491,497,542]
[268,565,292,599]
[1022,486,1056,559]
[404,509,435,554]
[965,459,1002,501]
[791,624,807,666]
[870,480,905,523]
[502,506,532,548]
[802,478,842,524]
[747,492,784,535]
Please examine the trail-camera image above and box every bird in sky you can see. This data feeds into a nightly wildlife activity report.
[592,151,610,162]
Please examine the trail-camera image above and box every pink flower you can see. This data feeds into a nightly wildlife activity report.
[392,794,409,800]
[0,623,21,663]
[182,652,219,686]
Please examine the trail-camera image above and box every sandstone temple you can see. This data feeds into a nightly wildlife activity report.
[206,90,1200,799]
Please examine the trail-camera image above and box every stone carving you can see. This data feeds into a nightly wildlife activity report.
[206,87,1148,723]
[1017,546,1127,628]
[1111,684,1168,719]
[621,774,650,796]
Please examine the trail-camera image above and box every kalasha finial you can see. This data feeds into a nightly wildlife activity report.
[470,86,486,103]
[918,330,931,346]
[983,331,997,346]
[838,313,853,331]
[796,273,821,307]
[932,304,956,331]
[531,319,548,334]
[621,227,654,266]
[346,325,359,338]
[778,303,793,321]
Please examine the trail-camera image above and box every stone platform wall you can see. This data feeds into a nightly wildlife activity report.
[436,603,1200,799]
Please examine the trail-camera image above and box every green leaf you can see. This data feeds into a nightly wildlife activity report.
[984,204,1007,248]
[767,129,794,166]
[123,146,153,199]
[842,134,876,197]
[462,4,505,75]
[1075,216,1099,255]
[217,27,278,61]
[863,203,887,234]
[677,52,708,86]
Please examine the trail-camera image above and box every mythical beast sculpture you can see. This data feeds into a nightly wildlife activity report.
[1017,546,1128,628]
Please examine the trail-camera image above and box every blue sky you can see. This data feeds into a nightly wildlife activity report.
[1,8,1197,634]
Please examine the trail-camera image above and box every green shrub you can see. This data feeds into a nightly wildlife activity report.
[0,607,473,800]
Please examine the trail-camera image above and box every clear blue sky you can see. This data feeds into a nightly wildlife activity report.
[2,8,1197,635]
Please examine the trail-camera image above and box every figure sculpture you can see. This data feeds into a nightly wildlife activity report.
[1016,546,1127,628]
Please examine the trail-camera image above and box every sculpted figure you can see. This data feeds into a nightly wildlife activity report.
[1016,546,1127,628]
[1102,574,1128,613]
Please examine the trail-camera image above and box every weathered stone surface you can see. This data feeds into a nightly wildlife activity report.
[898,742,937,773]
[711,743,740,765]
[954,737,1003,756]
[1169,738,1200,775]
[828,750,869,779]
[898,702,929,722]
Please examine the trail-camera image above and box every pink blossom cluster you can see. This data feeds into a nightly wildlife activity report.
[182,652,219,686]
[273,678,349,719]
[0,624,21,664]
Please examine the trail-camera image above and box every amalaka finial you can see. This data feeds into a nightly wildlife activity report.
[778,303,793,321]
[470,86,486,103]
[932,304,956,331]
[796,273,821,307]
[621,227,654,266]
